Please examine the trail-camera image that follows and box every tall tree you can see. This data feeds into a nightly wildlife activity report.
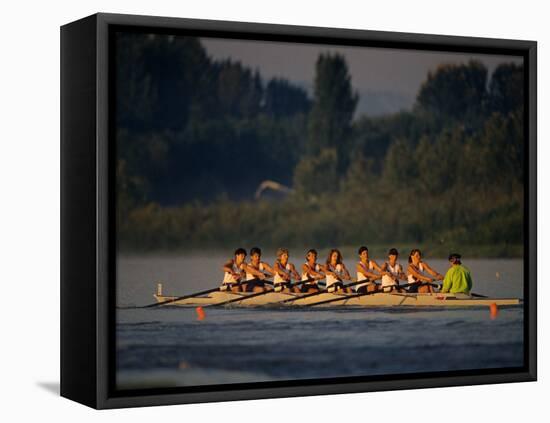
[415,60,488,126]
[306,53,358,173]
[488,63,524,116]
[215,60,264,118]
[263,78,311,117]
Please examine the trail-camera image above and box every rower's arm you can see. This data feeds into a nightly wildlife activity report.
[261,261,275,276]
[398,265,407,280]
[341,264,352,280]
[422,262,444,280]
[371,260,386,280]
[243,264,266,279]
[289,263,301,280]
[356,263,381,281]
[222,260,235,274]
[302,263,323,280]
[371,260,384,273]
[321,264,340,279]
[408,264,432,282]
[379,262,392,276]
[274,263,290,281]
[310,268,325,280]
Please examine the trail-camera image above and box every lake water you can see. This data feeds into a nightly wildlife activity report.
[116,254,524,390]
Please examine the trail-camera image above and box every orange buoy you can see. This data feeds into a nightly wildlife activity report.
[196,306,206,321]
[489,303,499,320]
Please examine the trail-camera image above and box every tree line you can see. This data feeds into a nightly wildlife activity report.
[115,32,524,255]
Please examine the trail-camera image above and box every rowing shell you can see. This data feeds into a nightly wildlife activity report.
[152,290,521,308]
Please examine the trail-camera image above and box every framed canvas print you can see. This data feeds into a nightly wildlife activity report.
[60,13,537,409]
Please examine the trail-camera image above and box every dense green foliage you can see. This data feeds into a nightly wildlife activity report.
[115,33,524,255]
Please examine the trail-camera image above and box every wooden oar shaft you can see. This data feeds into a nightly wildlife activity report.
[305,287,379,306]
[305,280,442,307]
[142,278,261,308]
[143,286,220,308]
[279,279,362,304]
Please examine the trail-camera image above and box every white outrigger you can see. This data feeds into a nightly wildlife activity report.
[152,284,521,308]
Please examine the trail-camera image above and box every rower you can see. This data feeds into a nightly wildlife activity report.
[221,248,247,292]
[355,246,384,293]
[273,248,302,293]
[243,247,275,292]
[300,249,325,293]
[379,248,407,292]
[406,249,444,293]
[322,248,352,293]
[441,253,473,297]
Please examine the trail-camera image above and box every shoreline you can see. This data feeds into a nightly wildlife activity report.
[116,243,524,259]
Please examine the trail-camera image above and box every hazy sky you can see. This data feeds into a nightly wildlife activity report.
[201,37,523,110]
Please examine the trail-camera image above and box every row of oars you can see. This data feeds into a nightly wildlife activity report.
[131,276,474,310]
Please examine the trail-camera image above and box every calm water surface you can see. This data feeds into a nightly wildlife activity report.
[116,254,524,389]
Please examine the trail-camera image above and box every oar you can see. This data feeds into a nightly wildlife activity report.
[306,280,440,307]
[210,278,316,307]
[278,279,363,304]
[140,279,253,308]
[305,283,386,306]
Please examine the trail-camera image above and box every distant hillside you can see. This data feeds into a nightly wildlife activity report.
[356,89,414,117]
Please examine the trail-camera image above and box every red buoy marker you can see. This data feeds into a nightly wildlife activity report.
[196,306,206,321]
[489,303,498,320]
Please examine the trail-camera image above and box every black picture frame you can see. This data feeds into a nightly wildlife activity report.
[60,12,537,409]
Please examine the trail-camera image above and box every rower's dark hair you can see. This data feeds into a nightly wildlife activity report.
[448,253,462,264]
[388,248,399,256]
[327,248,343,265]
[234,247,247,256]
[408,249,422,263]
[306,249,318,257]
[250,247,262,256]
[358,246,369,255]
[276,247,289,258]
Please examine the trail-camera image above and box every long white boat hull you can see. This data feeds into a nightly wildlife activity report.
[153,290,521,308]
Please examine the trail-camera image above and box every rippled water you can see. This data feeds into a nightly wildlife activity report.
[116,255,524,390]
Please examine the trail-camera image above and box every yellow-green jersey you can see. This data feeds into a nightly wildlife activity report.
[442,264,473,294]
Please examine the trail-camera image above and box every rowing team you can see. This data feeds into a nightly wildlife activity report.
[221,247,473,295]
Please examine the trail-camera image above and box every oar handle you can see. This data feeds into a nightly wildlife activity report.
[402,281,441,291]
[289,277,317,287]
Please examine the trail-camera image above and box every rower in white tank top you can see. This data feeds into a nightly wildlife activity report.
[302,263,321,281]
[246,262,265,281]
[325,263,344,288]
[381,261,402,290]
[273,262,292,284]
[222,261,244,284]
[407,262,425,284]
[355,260,375,291]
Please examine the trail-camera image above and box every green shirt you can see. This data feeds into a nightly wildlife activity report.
[441,264,473,294]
